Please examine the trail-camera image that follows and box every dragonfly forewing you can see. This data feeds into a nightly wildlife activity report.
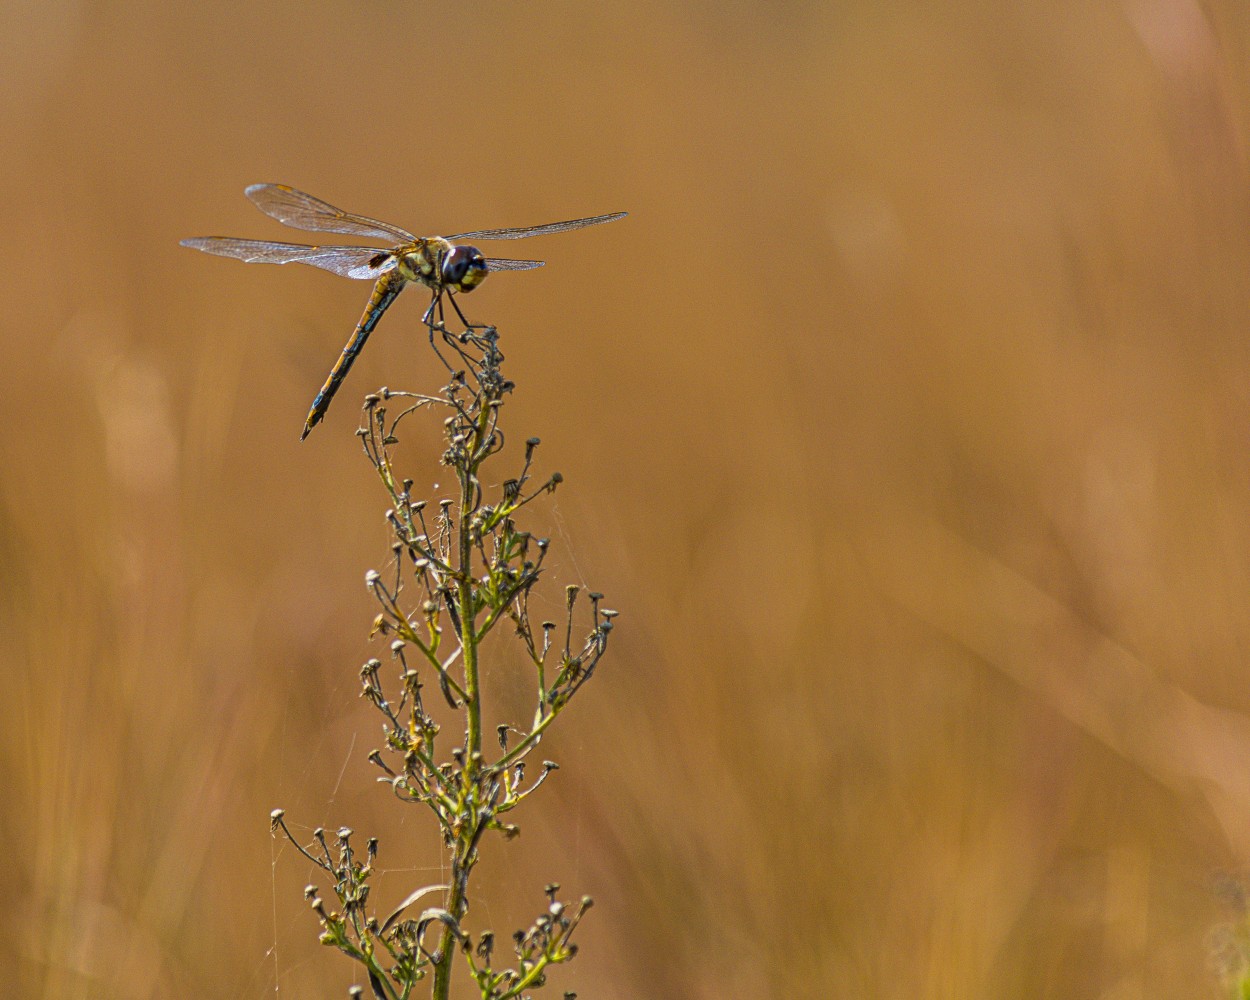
[246,184,416,243]
[449,212,627,241]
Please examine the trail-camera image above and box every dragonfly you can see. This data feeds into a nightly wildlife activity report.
[181,184,626,439]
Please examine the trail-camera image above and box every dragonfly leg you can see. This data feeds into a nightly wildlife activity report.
[422,290,493,376]
[448,292,472,328]
[425,291,457,373]
[448,291,494,334]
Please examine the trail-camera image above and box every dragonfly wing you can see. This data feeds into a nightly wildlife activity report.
[245,184,417,243]
[484,258,545,272]
[449,211,627,241]
[180,238,397,280]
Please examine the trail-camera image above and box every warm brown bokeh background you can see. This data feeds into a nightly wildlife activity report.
[6,2,1250,997]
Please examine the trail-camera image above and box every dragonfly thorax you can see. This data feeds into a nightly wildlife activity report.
[396,238,488,294]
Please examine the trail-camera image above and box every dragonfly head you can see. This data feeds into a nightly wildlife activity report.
[441,244,488,293]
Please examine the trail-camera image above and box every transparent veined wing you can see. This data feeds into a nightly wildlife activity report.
[449,211,627,241]
[484,258,545,272]
[180,237,397,280]
[245,184,417,243]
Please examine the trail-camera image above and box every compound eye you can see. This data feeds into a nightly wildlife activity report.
[442,245,486,289]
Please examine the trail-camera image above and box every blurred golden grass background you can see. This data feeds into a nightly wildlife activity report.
[5,1,1250,996]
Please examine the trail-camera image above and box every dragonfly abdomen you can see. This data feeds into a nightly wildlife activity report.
[301,271,407,440]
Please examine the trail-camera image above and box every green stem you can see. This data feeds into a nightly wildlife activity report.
[430,843,472,1000]
[431,435,484,1000]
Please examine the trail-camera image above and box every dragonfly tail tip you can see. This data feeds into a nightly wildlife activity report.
[301,410,323,441]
